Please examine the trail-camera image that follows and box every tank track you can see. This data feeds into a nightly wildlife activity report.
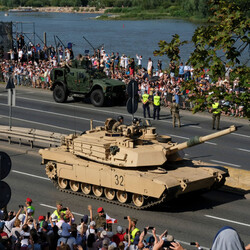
[52,179,167,210]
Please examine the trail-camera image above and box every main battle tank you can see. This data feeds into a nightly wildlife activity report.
[39,119,236,209]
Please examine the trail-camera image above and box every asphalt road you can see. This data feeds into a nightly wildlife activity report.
[0,85,250,250]
[0,85,249,169]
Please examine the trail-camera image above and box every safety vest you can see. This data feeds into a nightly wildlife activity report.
[142,93,149,103]
[154,95,161,106]
[212,103,220,114]
[52,209,66,220]
[27,205,35,216]
[130,228,140,243]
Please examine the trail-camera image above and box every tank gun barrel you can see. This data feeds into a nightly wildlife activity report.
[167,125,236,154]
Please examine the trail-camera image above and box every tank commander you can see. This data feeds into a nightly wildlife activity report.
[132,117,141,126]
[170,97,181,128]
[112,116,124,132]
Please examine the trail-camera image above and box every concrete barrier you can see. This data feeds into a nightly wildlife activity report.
[224,167,250,192]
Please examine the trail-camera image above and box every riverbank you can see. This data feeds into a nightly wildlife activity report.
[36,6,107,14]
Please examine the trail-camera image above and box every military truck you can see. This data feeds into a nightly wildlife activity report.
[50,65,126,107]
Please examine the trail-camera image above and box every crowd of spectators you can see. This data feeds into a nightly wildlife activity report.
[1,199,250,250]
[0,39,247,118]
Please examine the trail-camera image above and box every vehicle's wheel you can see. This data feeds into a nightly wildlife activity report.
[116,190,128,204]
[92,185,103,197]
[90,89,104,107]
[45,162,57,179]
[104,188,116,200]
[132,194,144,207]
[53,85,68,103]
[58,178,68,189]
[81,183,92,195]
[69,180,80,192]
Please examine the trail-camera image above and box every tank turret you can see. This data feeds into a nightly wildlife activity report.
[39,119,236,209]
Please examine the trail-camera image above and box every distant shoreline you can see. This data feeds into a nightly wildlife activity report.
[36,6,106,14]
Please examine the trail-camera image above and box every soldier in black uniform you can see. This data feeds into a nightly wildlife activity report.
[112,116,124,132]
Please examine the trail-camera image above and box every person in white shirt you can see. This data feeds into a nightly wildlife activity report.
[136,54,142,69]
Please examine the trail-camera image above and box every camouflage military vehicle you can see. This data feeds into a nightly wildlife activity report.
[50,65,126,107]
[39,119,236,209]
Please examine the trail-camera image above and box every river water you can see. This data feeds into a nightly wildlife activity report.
[1,11,200,68]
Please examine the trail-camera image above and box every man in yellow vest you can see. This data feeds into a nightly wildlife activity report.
[211,97,221,130]
[51,201,66,221]
[153,91,161,120]
[141,90,151,118]
[127,216,140,244]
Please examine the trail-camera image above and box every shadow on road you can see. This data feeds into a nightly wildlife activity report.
[152,189,245,213]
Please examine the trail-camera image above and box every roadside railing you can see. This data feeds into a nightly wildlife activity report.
[0,125,65,148]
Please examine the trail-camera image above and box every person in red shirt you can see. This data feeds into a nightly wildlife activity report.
[112,225,126,246]
[0,221,8,240]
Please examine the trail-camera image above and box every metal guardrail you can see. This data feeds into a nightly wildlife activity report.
[0,126,65,148]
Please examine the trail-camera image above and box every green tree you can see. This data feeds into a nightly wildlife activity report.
[186,0,249,117]
[153,34,187,64]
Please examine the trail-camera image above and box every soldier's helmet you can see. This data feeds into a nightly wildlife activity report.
[132,117,139,124]
[117,115,124,121]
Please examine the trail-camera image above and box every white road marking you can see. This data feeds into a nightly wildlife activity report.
[205,215,250,227]
[237,148,250,153]
[232,132,250,139]
[205,141,217,145]
[210,160,241,168]
[40,204,84,216]
[169,134,189,140]
[0,103,104,125]
[189,125,202,128]
[12,170,50,181]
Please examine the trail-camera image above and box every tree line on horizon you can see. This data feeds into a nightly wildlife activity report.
[0,0,215,18]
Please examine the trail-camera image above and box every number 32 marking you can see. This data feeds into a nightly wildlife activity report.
[115,175,124,186]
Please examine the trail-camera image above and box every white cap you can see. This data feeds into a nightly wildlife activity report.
[90,221,96,227]
[117,226,123,233]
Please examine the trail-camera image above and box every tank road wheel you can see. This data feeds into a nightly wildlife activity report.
[58,178,68,189]
[53,85,68,103]
[104,188,116,200]
[90,89,105,107]
[116,190,128,204]
[92,185,103,197]
[81,183,92,195]
[45,162,57,179]
[69,181,80,192]
[132,194,144,207]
